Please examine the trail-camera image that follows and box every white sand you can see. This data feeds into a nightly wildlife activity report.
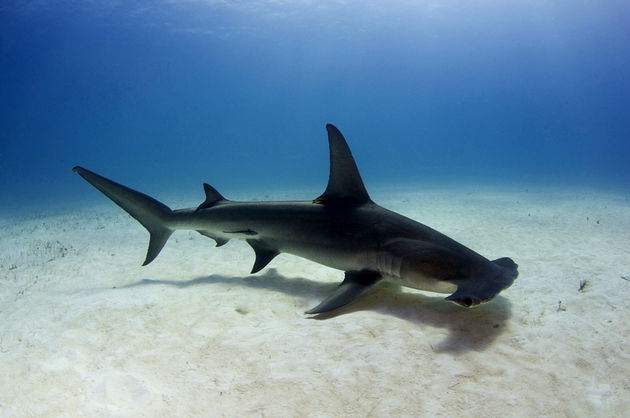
[1,186,628,417]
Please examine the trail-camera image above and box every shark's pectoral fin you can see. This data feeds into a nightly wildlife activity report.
[247,240,280,274]
[306,270,382,315]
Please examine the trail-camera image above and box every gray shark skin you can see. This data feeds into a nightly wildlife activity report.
[73,124,518,314]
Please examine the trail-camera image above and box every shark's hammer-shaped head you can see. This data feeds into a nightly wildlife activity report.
[445,257,518,307]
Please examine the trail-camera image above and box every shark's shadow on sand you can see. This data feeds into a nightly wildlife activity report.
[123,268,512,354]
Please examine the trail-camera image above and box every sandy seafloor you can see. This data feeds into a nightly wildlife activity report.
[1,185,629,417]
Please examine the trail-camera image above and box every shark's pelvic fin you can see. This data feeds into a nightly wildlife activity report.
[197,230,230,247]
[72,166,173,265]
[314,124,371,206]
[247,240,280,274]
[306,270,382,315]
[196,183,227,212]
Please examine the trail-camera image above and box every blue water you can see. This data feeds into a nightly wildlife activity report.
[2,1,629,212]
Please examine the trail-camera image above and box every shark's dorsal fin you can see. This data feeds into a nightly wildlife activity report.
[196,183,227,212]
[314,124,371,205]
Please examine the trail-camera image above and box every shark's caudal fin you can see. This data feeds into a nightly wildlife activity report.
[73,166,173,265]
[314,124,372,205]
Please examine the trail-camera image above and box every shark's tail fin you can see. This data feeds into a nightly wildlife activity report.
[73,166,174,265]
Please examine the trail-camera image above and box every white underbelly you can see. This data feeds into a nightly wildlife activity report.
[281,243,458,294]
[386,274,457,294]
[281,244,368,272]
[371,251,457,294]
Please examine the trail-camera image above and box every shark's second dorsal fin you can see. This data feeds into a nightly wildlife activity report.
[195,183,227,212]
[314,124,371,205]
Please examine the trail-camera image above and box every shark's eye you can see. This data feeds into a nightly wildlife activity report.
[462,297,473,307]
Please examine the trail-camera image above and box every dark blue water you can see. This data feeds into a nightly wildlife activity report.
[2,1,629,212]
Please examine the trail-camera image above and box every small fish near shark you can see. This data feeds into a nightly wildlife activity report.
[73,124,518,315]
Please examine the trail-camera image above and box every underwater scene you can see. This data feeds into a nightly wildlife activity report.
[1,1,629,416]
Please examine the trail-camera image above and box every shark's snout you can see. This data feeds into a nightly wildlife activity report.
[494,257,519,279]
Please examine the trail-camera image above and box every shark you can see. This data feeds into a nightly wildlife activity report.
[73,124,518,314]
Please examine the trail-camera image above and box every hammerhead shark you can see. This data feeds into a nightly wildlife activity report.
[73,124,518,314]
